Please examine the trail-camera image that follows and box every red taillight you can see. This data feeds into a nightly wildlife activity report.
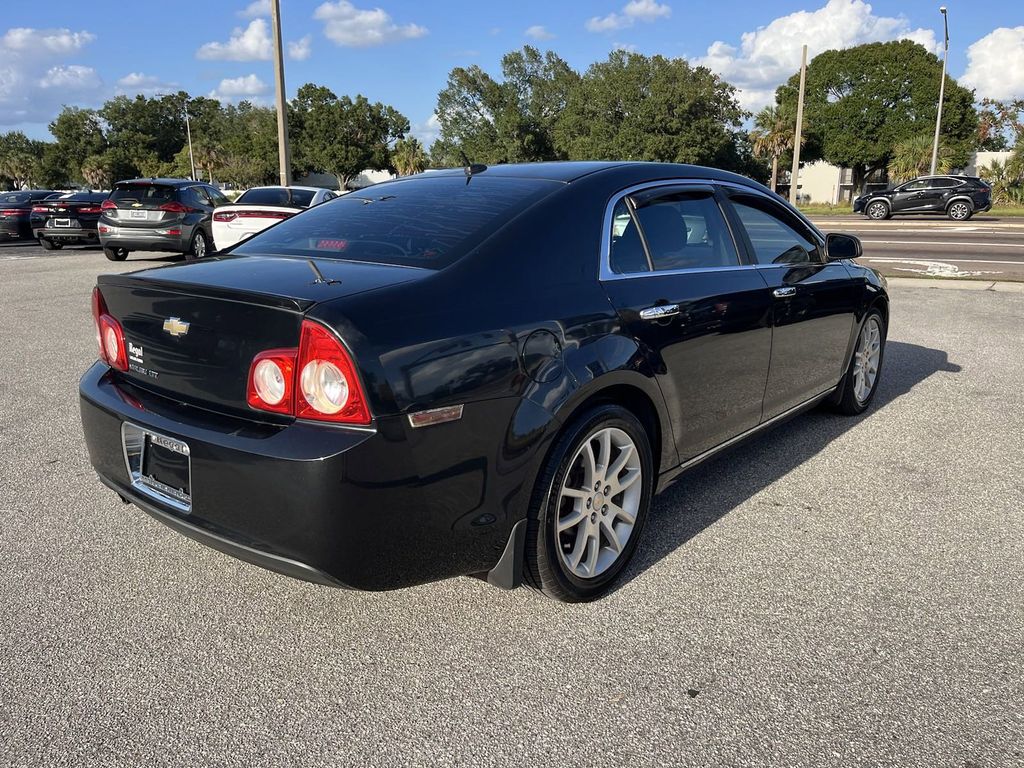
[159,201,194,214]
[245,320,370,424]
[213,211,237,222]
[215,210,292,222]
[78,205,102,214]
[1,208,28,216]
[32,206,49,213]
[91,287,127,371]
[101,199,117,211]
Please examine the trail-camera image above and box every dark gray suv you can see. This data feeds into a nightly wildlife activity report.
[98,179,229,261]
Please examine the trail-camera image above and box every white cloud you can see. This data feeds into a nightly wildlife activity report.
[525,25,555,41]
[410,113,441,147]
[238,0,271,18]
[0,27,102,125]
[197,18,273,61]
[209,74,269,101]
[612,42,638,53]
[314,1,427,47]
[586,0,670,33]
[288,34,313,60]
[961,26,1024,100]
[693,0,939,111]
[116,72,177,96]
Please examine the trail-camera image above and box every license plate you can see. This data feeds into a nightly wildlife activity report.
[129,210,148,220]
[121,423,192,512]
[53,218,72,227]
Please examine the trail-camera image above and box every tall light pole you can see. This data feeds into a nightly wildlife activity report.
[789,44,808,206]
[184,104,197,181]
[929,6,949,176]
[270,0,292,186]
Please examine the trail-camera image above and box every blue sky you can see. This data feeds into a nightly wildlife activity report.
[2,0,1022,146]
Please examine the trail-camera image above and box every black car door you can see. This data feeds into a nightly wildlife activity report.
[600,183,773,461]
[891,179,928,211]
[721,190,858,420]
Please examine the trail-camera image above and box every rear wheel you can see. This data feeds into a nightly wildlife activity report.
[834,309,886,415]
[38,238,61,251]
[187,229,210,260]
[524,404,654,602]
[866,201,890,220]
[947,201,972,221]
[103,246,128,261]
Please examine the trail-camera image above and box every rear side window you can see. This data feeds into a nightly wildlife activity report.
[110,184,176,206]
[1,192,31,205]
[231,176,561,268]
[237,188,316,207]
[930,178,959,188]
[728,194,821,265]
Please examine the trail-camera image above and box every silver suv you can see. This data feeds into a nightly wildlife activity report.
[98,179,229,261]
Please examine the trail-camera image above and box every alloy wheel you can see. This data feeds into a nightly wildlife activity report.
[193,232,207,258]
[853,316,882,404]
[949,202,970,220]
[867,202,888,220]
[555,426,642,579]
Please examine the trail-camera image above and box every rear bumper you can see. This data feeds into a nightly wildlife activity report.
[99,228,187,253]
[35,227,99,241]
[79,363,532,590]
[0,220,29,237]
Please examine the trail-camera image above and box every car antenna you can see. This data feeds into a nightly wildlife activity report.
[307,258,341,285]
[459,150,487,183]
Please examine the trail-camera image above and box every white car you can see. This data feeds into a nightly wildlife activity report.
[211,186,339,250]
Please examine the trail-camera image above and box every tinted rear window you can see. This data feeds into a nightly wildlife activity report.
[1,192,31,205]
[55,192,109,202]
[110,184,176,206]
[231,176,561,268]
[237,188,317,207]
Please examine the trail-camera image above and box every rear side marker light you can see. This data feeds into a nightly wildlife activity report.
[408,405,464,429]
[91,287,128,372]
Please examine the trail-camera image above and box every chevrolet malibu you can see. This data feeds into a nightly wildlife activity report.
[79,162,888,602]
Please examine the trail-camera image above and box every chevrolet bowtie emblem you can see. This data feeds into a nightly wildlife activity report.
[162,317,190,337]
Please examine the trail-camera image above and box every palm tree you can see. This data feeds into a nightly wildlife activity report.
[749,105,802,193]
[391,137,428,177]
[0,152,37,189]
[81,155,112,190]
[887,134,952,183]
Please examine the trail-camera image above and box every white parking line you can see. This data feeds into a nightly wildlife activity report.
[863,257,1024,265]
[859,239,1024,248]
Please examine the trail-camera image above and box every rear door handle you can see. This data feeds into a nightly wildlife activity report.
[773,287,797,298]
[639,303,680,321]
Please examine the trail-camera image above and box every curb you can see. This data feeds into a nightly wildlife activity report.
[888,277,1024,293]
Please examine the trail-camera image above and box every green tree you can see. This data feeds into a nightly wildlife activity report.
[977,98,1024,151]
[554,50,745,166]
[887,133,952,182]
[49,107,107,184]
[81,154,113,190]
[432,46,578,165]
[291,84,409,187]
[749,104,803,192]
[775,40,977,193]
[391,137,428,176]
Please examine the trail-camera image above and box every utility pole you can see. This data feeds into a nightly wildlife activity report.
[930,6,949,176]
[789,44,807,206]
[270,0,292,186]
[184,105,197,181]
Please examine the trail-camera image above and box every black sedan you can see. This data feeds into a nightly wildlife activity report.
[79,162,888,602]
[31,191,109,250]
[853,175,992,220]
[1,190,59,239]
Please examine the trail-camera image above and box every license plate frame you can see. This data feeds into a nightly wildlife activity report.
[52,218,72,228]
[121,423,192,513]
[129,210,148,220]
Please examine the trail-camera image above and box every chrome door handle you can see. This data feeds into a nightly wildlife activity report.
[773,287,797,298]
[639,304,680,321]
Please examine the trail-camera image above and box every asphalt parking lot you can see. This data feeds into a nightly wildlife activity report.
[2,247,1022,767]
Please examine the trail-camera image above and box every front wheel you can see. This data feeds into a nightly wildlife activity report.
[38,238,62,251]
[834,309,886,415]
[524,405,654,602]
[103,246,128,261]
[947,202,972,221]
[866,201,890,220]
[187,229,210,260]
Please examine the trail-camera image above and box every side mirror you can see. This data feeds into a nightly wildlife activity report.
[825,232,862,261]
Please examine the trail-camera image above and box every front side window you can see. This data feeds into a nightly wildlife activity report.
[728,194,821,265]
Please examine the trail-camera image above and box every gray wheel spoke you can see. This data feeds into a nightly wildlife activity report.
[607,501,635,525]
[597,429,611,478]
[606,443,634,482]
[600,519,623,554]
[583,533,599,576]
[557,505,587,532]
[611,468,641,496]
[568,525,589,568]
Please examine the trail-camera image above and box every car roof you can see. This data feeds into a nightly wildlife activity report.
[393,161,773,191]
[115,178,213,187]
[243,185,330,193]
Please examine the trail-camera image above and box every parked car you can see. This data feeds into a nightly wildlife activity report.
[1,190,60,239]
[79,162,888,602]
[853,175,992,220]
[98,178,228,261]
[211,186,338,250]
[31,192,109,250]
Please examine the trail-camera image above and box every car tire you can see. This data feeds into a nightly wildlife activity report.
[38,238,62,251]
[524,404,654,602]
[866,201,890,220]
[187,229,210,261]
[833,308,886,416]
[947,202,972,221]
[103,246,129,262]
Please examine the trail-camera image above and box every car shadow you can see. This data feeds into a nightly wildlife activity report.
[615,341,962,590]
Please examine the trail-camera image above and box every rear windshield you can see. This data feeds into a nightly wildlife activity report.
[110,184,176,206]
[236,187,317,208]
[1,192,31,205]
[230,176,561,268]
[54,192,109,203]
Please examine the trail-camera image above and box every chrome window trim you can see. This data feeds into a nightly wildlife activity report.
[599,178,826,282]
